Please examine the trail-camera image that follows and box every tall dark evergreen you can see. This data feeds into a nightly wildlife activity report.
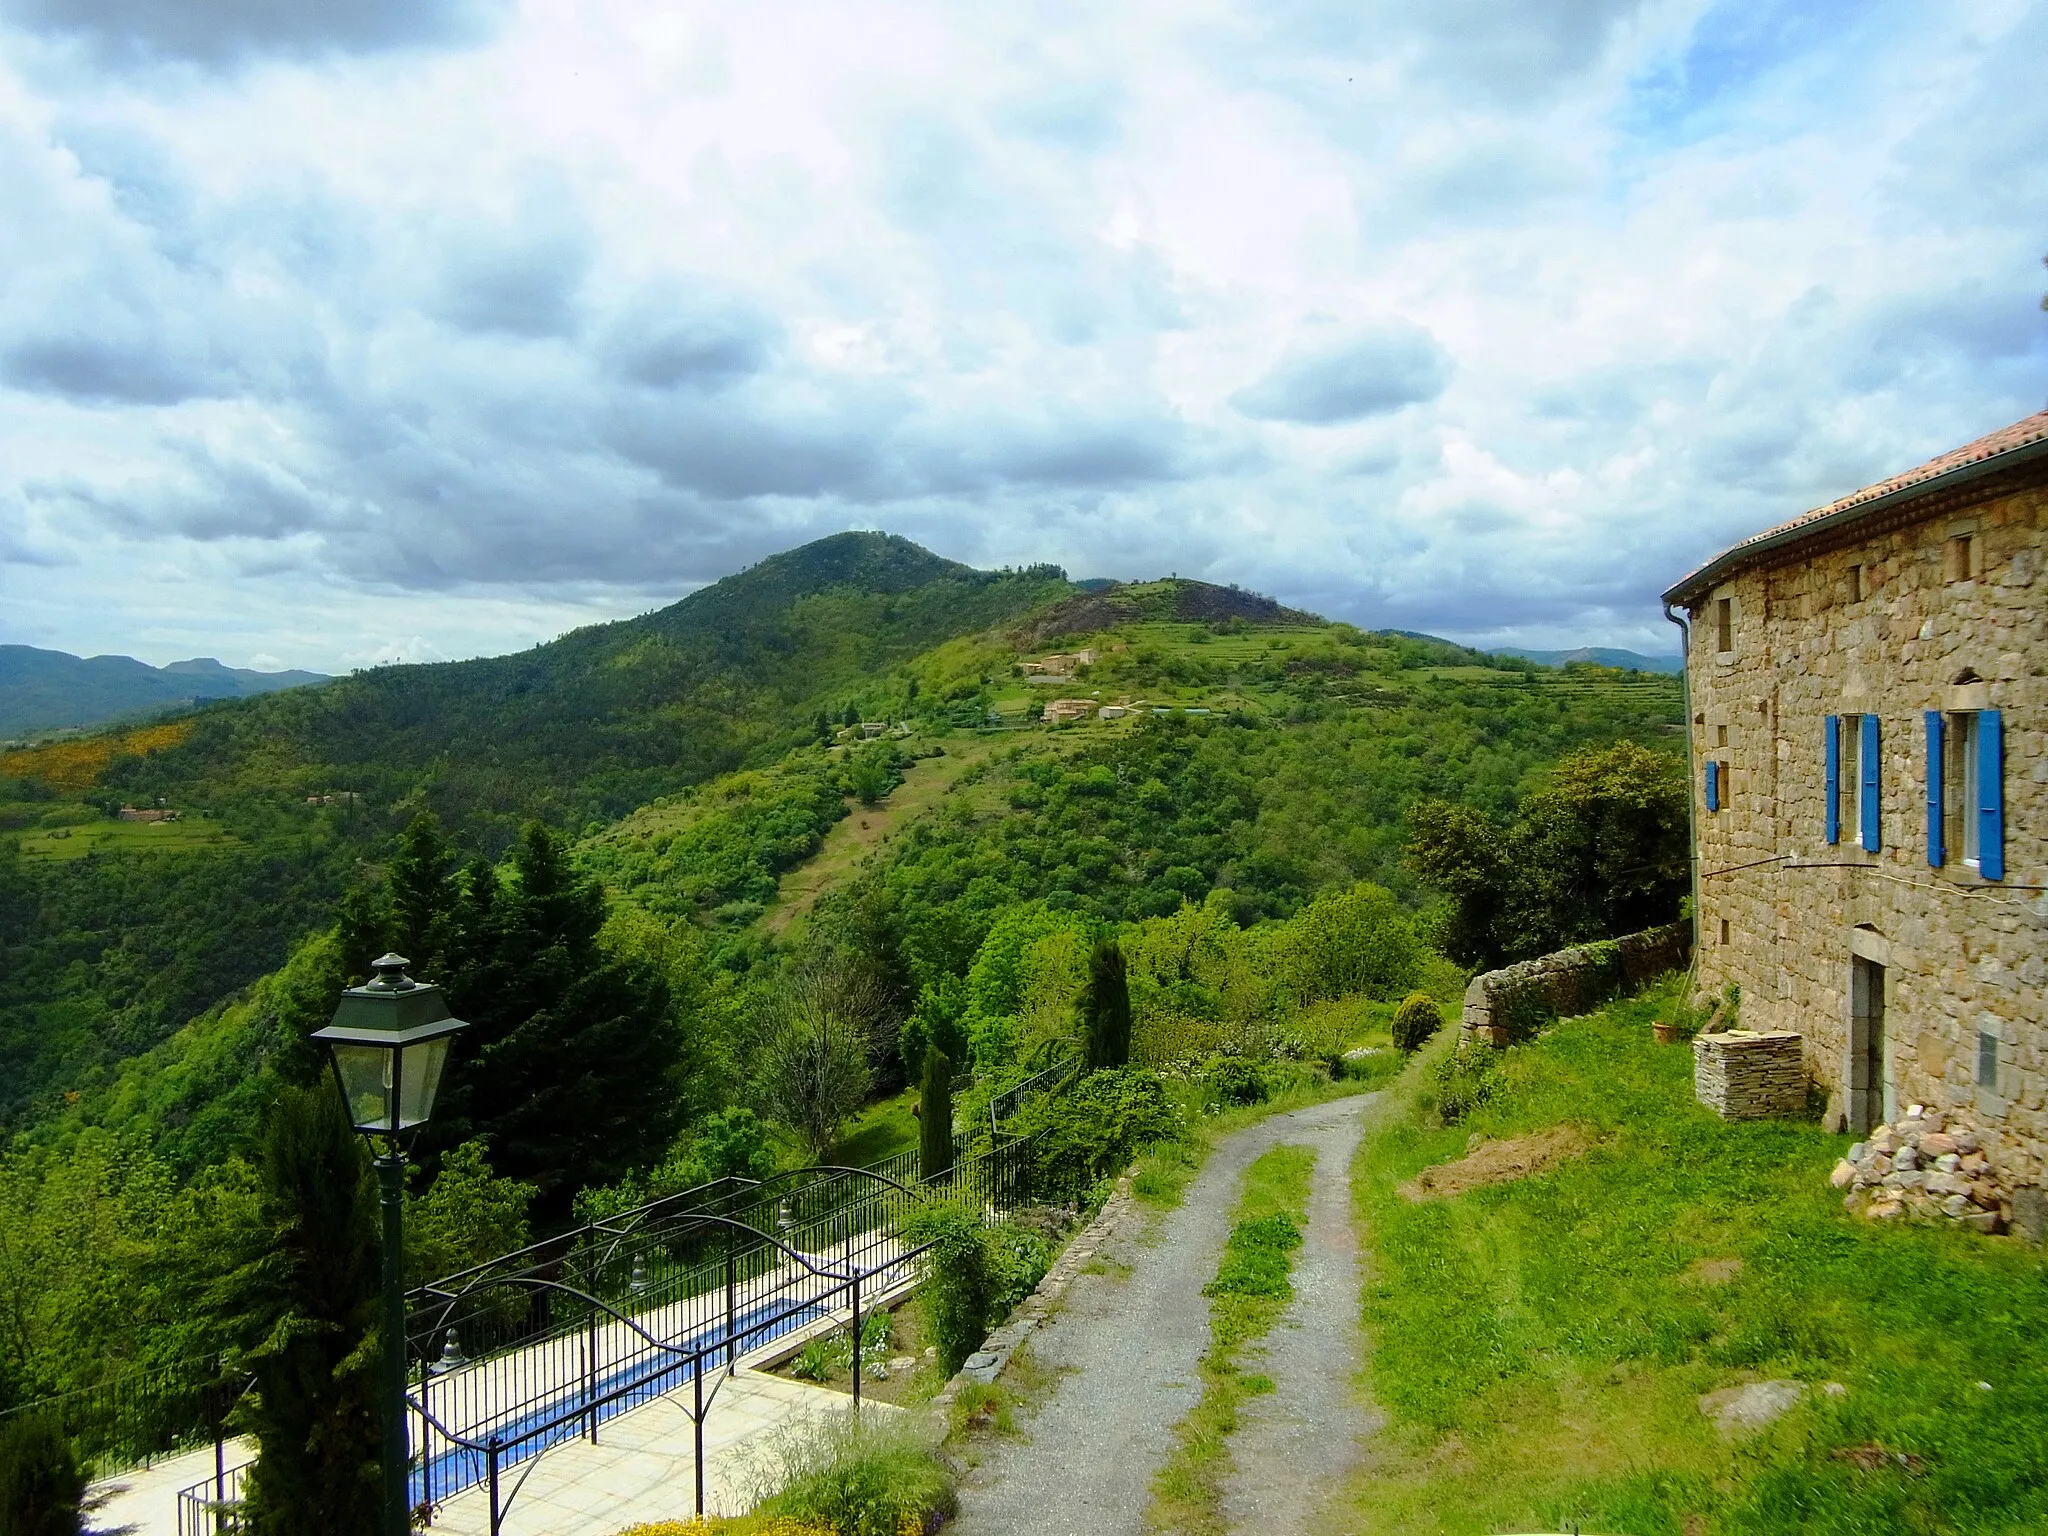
[430,824,682,1221]
[228,1086,381,1536]
[1081,939,1131,1071]
[919,1046,954,1183]
[386,812,458,978]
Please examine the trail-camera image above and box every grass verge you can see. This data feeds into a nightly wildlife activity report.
[1340,975,2048,1536]
[1147,1142,1315,1534]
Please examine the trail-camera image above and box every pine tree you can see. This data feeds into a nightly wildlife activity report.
[919,1046,954,1183]
[386,813,457,977]
[229,1086,381,1536]
[1081,939,1131,1071]
[431,824,682,1221]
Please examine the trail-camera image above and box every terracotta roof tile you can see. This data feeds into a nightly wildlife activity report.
[1666,408,2048,601]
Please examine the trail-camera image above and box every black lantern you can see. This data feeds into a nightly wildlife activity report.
[314,953,466,1135]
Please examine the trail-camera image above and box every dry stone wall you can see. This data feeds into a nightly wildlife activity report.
[1461,922,1692,1047]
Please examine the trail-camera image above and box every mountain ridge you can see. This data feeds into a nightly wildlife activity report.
[0,644,330,738]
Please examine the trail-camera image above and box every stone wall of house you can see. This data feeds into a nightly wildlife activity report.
[1684,473,2046,1199]
[1461,921,1692,1046]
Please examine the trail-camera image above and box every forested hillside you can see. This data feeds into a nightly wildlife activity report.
[0,532,1690,1430]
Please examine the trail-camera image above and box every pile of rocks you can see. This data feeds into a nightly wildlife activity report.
[1693,1029,1806,1120]
[1832,1107,2003,1232]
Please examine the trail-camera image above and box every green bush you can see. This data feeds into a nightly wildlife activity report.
[1432,1045,1501,1126]
[745,1410,957,1536]
[1391,991,1443,1053]
[1200,1054,1269,1108]
[1012,1067,1177,1202]
[897,1203,1000,1373]
[895,1202,1051,1374]
[0,1413,84,1536]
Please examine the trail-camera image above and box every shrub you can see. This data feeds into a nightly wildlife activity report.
[1432,1045,1501,1126]
[744,1409,957,1536]
[1012,1068,1177,1202]
[1200,1054,1269,1108]
[0,1413,83,1536]
[1391,992,1443,1054]
[896,1204,1001,1373]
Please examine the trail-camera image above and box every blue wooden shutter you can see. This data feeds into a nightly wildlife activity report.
[1704,759,1720,812]
[1925,711,1944,868]
[1860,713,1882,852]
[1824,715,1840,844]
[1978,709,2004,881]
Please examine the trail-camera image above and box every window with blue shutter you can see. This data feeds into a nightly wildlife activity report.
[1925,712,1944,868]
[1704,759,1720,813]
[1978,709,2004,881]
[1824,715,1840,844]
[1859,713,1881,852]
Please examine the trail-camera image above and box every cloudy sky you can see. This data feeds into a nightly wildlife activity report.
[1,0,2043,672]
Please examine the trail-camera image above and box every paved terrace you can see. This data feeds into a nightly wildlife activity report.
[91,1232,918,1536]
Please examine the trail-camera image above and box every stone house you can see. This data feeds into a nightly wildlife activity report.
[1662,410,2045,1195]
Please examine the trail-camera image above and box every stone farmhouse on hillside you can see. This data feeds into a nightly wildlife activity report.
[1663,409,2045,1193]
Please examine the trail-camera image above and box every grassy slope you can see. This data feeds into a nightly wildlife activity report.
[1344,981,2048,1536]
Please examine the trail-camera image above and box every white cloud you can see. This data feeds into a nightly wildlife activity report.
[0,0,2043,671]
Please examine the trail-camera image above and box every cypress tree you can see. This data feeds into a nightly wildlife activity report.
[229,1086,381,1536]
[1082,939,1132,1071]
[919,1046,955,1183]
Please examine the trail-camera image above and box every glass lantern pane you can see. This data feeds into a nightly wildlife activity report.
[396,1036,452,1130]
[332,1041,396,1132]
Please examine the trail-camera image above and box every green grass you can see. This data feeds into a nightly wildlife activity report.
[1149,1142,1315,1534]
[1340,977,2048,1536]
[826,1088,920,1168]
[12,815,239,859]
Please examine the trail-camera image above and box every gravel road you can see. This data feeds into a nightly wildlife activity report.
[948,1095,1377,1536]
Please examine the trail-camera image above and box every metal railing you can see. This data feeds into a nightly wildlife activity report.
[988,1057,1079,1140]
[0,1359,240,1480]
[175,1455,248,1536]
[403,1139,1031,1530]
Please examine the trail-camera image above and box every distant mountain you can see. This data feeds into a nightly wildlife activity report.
[0,645,329,737]
[1492,646,1682,674]
[94,533,1072,845]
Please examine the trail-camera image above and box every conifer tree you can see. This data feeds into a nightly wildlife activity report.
[229,1086,381,1536]
[919,1046,954,1183]
[430,824,681,1220]
[1081,939,1131,1071]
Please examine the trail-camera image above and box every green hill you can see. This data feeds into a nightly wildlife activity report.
[99,534,1071,849]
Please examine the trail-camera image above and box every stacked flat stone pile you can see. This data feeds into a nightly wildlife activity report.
[1693,1029,1806,1120]
[1833,1107,2005,1233]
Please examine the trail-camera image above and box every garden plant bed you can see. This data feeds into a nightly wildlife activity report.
[765,1297,945,1408]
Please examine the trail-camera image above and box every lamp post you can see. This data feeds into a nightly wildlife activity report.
[313,953,468,1536]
